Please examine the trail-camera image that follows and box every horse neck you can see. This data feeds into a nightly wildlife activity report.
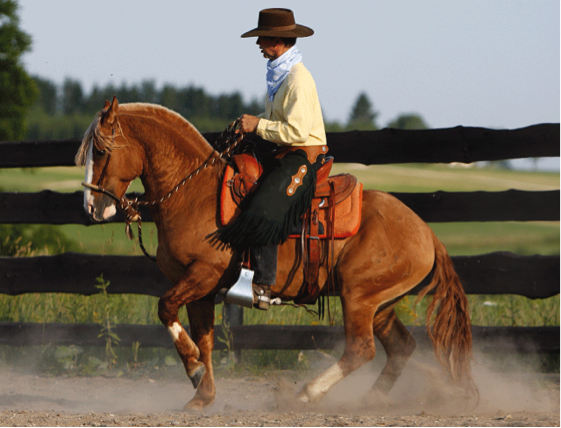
[119,107,222,203]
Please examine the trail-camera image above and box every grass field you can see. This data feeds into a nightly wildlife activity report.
[0,162,558,374]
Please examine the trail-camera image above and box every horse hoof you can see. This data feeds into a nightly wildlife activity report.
[296,383,327,403]
[183,400,204,413]
[296,386,311,403]
[363,388,391,408]
[188,362,206,389]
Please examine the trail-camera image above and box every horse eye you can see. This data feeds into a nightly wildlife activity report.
[93,148,106,158]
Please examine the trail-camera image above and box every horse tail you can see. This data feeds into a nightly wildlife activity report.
[416,230,478,401]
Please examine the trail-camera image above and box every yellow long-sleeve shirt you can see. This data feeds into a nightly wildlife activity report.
[256,63,326,147]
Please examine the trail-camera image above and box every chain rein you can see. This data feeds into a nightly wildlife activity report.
[96,120,244,261]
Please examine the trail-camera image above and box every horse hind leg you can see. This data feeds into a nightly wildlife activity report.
[297,296,378,403]
[369,305,416,397]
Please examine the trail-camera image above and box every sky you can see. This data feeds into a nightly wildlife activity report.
[15,0,561,170]
[16,0,560,133]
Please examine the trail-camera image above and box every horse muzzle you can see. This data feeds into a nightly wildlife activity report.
[87,197,117,222]
[83,186,116,222]
[82,182,121,222]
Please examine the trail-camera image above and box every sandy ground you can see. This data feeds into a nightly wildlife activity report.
[0,351,558,427]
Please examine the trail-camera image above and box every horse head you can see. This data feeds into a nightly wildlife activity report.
[75,96,143,222]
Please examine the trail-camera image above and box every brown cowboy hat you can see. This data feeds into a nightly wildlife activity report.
[241,8,314,38]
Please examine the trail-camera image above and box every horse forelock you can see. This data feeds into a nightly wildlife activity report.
[74,112,121,166]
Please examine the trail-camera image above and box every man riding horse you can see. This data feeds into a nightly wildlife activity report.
[215,8,328,308]
[76,8,476,405]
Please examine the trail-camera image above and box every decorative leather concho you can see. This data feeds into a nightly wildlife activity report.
[286,165,307,196]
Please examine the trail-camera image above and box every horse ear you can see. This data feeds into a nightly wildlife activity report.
[103,100,111,110]
[101,96,119,127]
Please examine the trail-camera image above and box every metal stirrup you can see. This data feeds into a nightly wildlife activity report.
[225,268,255,308]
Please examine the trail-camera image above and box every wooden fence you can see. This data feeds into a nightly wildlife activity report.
[0,123,559,354]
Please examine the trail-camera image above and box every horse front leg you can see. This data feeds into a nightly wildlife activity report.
[183,298,216,411]
[157,262,218,396]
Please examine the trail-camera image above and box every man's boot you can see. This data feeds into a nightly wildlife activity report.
[250,244,278,310]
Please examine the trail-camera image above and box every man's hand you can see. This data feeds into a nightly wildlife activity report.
[238,114,260,133]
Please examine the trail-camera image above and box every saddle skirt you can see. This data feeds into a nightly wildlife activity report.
[219,153,363,239]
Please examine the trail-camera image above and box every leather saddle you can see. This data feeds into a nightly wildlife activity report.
[220,151,363,304]
[223,153,361,234]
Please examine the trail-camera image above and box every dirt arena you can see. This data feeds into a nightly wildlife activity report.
[0,350,558,427]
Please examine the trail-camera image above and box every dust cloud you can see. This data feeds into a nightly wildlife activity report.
[0,343,557,418]
[273,346,559,417]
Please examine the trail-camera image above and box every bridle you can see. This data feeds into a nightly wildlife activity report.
[82,119,245,261]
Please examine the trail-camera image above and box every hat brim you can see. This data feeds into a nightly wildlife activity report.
[241,24,314,38]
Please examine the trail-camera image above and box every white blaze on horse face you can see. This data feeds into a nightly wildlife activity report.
[167,322,183,343]
[83,143,94,215]
[83,142,117,220]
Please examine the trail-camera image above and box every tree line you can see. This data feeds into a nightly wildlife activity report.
[25,77,266,140]
[25,76,428,141]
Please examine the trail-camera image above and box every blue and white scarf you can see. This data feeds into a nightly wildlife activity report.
[266,46,302,102]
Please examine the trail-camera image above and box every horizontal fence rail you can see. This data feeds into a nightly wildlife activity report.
[0,124,558,356]
[0,124,559,168]
[0,322,557,354]
[0,190,559,224]
[0,252,558,299]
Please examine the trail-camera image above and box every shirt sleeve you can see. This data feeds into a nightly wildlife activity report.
[256,75,316,145]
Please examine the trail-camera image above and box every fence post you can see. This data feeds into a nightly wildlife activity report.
[222,302,243,363]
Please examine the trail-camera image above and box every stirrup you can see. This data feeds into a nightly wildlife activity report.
[225,268,282,310]
[225,268,255,308]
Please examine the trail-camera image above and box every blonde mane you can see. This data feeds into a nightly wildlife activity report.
[75,103,214,166]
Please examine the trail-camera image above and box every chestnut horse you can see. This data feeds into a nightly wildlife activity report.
[76,97,476,411]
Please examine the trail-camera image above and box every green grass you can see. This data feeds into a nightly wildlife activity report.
[430,221,559,256]
[0,166,145,194]
[332,163,559,192]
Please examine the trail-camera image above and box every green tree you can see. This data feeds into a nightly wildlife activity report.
[61,78,84,114]
[245,96,263,116]
[387,113,429,130]
[178,85,212,119]
[347,92,378,131]
[216,92,244,119]
[32,75,58,114]
[0,0,37,141]
[140,80,158,104]
[159,84,179,112]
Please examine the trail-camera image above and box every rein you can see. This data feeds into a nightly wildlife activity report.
[82,119,245,261]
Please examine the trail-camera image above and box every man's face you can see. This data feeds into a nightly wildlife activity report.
[256,36,279,60]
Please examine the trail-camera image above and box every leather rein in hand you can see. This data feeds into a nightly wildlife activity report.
[82,119,245,262]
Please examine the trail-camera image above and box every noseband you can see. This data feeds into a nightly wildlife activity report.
[82,119,245,261]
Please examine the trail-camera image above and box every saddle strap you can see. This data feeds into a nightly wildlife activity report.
[295,197,326,305]
[306,200,321,286]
